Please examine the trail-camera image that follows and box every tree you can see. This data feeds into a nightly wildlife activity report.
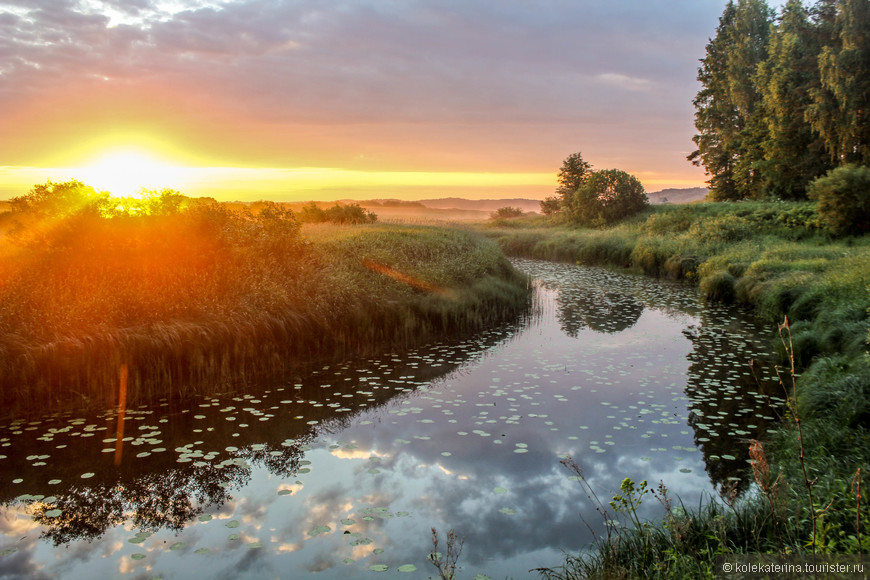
[807,164,870,236]
[9,180,110,218]
[490,206,524,219]
[756,0,831,198]
[808,0,870,164]
[689,2,742,200]
[556,152,593,208]
[690,0,773,200]
[567,169,648,227]
[539,196,562,215]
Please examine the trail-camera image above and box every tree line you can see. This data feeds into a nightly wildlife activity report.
[689,0,869,202]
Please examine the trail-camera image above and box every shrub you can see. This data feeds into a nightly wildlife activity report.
[567,169,648,227]
[324,203,377,224]
[807,164,870,236]
[490,206,524,219]
[299,202,377,224]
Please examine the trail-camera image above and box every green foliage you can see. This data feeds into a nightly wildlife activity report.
[692,0,869,200]
[539,196,562,215]
[567,169,648,227]
[811,0,870,164]
[807,164,870,236]
[298,202,377,224]
[689,0,773,201]
[699,270,737,303]
[555,152,592,209]
[757,0,832,199]
[490,206,524,219]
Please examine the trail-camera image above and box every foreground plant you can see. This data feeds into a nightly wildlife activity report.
[428,528,464,580]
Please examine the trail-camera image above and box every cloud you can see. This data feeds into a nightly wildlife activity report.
[596,72,654,92]
[0,0,727,185]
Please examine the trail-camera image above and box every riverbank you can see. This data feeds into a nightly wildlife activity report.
[0,202,530,409]
[481,202,870,577]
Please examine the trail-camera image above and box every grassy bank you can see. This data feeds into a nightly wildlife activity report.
[482,202,870,577]
[0,199,530,409]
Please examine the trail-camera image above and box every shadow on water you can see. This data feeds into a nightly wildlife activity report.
[0,321,526,547]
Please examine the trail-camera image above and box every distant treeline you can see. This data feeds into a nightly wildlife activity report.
[690,0,869,201]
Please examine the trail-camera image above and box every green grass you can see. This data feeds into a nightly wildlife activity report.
[480,201,870,577]
[0,211,530,409]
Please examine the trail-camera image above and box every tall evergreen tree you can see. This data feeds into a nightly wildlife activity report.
[689,2,741,200]
[727,0,775,199]
[689,0,773,200]
[757,0,831,198]
[812,0,870,164]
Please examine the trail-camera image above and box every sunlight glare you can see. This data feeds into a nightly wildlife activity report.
[80,150,186,197]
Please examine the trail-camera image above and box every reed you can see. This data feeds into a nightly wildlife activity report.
[0,203,530,410]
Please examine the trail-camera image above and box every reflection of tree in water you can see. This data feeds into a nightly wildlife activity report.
[1,319,521,547]
[32,462,249,545]
[556,286,644,336]
[680,314,781,496]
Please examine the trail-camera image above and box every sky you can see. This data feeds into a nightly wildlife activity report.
[0,0,782,201]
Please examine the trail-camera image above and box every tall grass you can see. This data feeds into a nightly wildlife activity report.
[0,205,530,410]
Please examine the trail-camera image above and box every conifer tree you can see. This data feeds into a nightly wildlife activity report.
[757,0,831,198]
[810,0,870,164]
[689,2,741,200]
[690,0,773,200]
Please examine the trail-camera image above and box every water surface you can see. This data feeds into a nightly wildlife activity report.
[0,259,780,579]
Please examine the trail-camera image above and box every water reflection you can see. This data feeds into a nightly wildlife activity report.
[556,284,644,336]
[0,332,513,552]
[0,260,780,579]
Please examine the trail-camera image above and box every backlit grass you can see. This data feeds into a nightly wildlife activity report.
[0,199,530,409]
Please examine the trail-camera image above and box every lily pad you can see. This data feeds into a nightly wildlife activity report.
[307,525,330,537]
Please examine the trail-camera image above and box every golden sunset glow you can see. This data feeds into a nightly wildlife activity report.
[77,150,189,198]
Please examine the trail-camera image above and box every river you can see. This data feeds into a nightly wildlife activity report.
[0,259,780,579]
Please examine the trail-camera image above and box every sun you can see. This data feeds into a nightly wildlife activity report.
[79,150,186,197]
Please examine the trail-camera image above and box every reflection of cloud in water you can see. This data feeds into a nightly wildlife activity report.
[0,259,780,579]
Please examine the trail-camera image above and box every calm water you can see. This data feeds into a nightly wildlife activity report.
[0,259,780,579]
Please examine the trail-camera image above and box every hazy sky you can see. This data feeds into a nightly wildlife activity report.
[0,0,776,200]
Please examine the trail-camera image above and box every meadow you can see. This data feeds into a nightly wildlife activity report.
[483,202,870,577]
[0,185,530,410]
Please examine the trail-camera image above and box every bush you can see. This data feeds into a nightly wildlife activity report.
[807,164,870,236]
[567,169,648,227]
[299,202,377,224]
[490,206,524,219]
[539,196,562,215]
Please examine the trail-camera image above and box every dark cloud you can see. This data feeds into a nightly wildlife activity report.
[1,1,723,117]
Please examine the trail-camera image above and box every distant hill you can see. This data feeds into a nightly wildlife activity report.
[417,189,708,213]
[646,187,708,204]
[419,198,543,212]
